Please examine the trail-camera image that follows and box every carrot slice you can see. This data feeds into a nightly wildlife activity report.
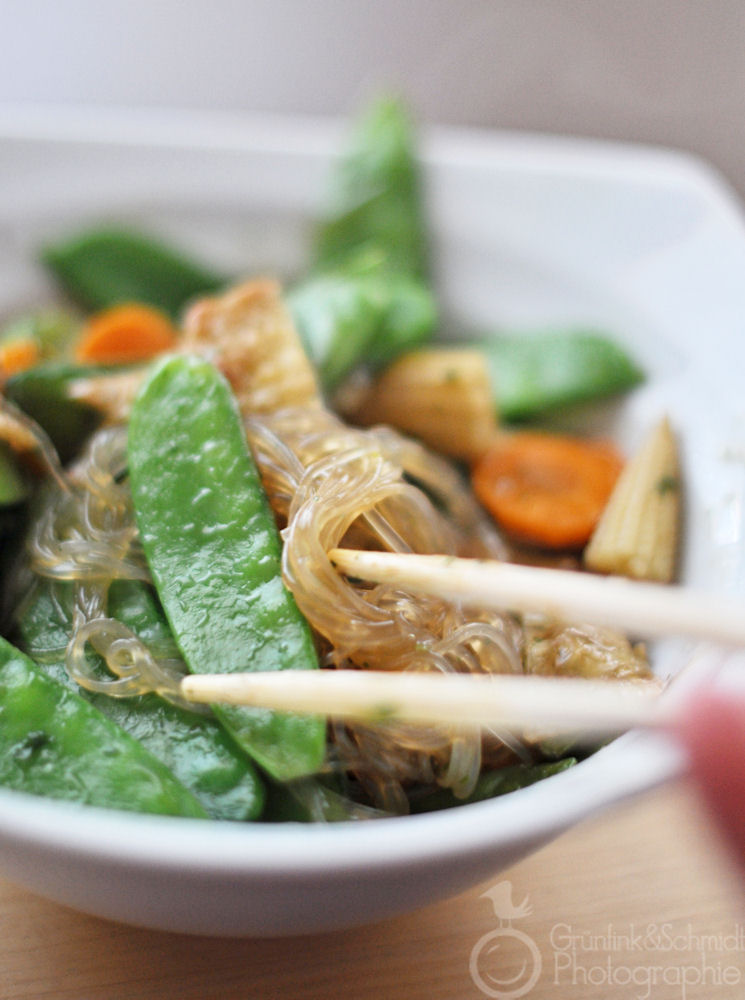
[75,303,178,365]
[472,431,624,550]
[0,338,41,377]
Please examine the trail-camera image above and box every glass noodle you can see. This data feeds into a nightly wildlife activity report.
[26,404,533,813]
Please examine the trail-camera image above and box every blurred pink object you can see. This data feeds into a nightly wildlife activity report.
[675,690,745,874]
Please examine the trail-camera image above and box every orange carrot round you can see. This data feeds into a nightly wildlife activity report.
[75,303,178,365]
[472,430,623,550]
[0,338,41,377]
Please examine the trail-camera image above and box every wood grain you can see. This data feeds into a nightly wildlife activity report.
[0,781,742,1000]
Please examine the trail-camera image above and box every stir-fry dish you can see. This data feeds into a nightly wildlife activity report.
[0,98,681,822]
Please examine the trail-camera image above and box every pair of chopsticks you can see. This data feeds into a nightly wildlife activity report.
[179,549,744,738]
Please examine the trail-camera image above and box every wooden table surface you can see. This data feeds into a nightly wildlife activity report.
[1,779,743,1000]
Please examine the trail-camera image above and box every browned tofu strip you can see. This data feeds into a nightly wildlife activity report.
[70,279,323,423]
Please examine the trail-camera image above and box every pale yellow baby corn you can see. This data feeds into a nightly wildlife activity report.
[583,416,681,582]
[343,348,498,462]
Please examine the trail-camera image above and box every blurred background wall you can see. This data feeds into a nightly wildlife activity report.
[2,0,744,196]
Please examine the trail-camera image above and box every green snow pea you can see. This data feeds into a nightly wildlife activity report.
[476,330,644,422]
[289,271,381,390]
[314,96,429,281]
[41,228,225,320]
[0,636,207,817]
[128,354,325,782]
[361,273,437,369]
[15,579,265,821]
[289,265,436,391]
[297,97,436,386]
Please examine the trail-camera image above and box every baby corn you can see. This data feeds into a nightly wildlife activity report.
[584,416,681,582]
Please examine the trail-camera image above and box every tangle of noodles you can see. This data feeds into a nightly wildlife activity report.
[246,408,524,810]
[22,402,649,816]
[26,426,199,710]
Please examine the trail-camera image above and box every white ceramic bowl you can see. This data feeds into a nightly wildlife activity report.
[0,106,742,936]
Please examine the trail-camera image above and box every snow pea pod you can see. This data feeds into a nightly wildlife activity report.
[41,228,225,320]
[128,355,325,782]
[302,97,435,384]
[289,267,436,391]
[0,636,207,817]
[476,330,644,422]
[314,97,429,280]
[15,579,265,821]
[289,271,381,390]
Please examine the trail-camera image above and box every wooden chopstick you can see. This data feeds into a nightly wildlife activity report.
[180,670,666,739]
[179,549,735,738]
[328,548,745,645]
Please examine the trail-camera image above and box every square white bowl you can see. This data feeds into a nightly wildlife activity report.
[0,105,742,936]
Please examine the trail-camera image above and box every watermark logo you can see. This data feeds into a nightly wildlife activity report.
[469,881,542,998]
[469,881,745,999]
[550,922,744,998]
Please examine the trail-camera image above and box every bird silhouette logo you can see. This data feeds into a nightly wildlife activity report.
[469,881,542,999]
[480,881,533,924]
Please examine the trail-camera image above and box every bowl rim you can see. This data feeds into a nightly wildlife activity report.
[0,99,741,212]
[0,729,683,876]
[0,103,739,885]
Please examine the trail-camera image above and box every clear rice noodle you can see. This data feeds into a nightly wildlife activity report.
[246,407,526,810]
[26,407,532,813]
[19,279,651,818]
